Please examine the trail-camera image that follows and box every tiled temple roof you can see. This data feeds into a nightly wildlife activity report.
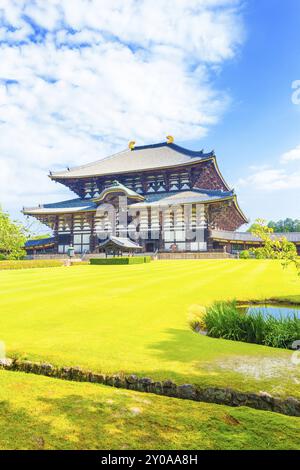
[50,142,214,180]
[210,230,300,243]
[131,189,235,208]
[99,236,143,250]
[23,189,235,215]
[25,237,55,248]
[23,198,97,215]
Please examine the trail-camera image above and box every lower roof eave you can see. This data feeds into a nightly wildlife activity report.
[22,193,248,221]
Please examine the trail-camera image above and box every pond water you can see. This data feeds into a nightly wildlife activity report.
[239,304,300,319]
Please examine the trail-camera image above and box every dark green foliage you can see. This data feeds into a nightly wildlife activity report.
[203,300,300,349]
[263,316,300,349]
[248,218,300,233]
[268,218,300,233]
[90,257,150,265]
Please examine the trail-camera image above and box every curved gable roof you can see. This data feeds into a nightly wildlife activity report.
[93,181,145,203]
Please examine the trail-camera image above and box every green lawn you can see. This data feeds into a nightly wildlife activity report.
[0,260,299,398]
[0,370,299,450]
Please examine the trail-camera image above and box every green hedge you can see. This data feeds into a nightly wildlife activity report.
[90,256,151,265]
[0,260,65,270]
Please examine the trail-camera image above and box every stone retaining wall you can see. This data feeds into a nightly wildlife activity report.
[158,252,234,260]
[0,359,299,417]
[28,252,234,261]
[26,254,71,260]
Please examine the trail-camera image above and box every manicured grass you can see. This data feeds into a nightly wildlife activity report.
[0,370,299,450]
[0,259,64,270]
[0,260,299,398]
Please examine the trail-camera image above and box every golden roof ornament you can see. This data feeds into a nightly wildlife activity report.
[129,141,136,150]
[166,135,174,144]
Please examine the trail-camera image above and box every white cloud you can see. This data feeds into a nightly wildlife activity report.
[0,0,244,219]
[281,145,300,163]
[238,167,300,191]
[237,145,300,191]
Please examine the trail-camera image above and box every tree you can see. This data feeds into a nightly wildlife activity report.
[267,218,300,232]
[0,207,27,259]
[248,218,300,233]
[250,218,299,275]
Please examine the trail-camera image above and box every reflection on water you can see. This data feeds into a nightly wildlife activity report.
[239,304,300,319]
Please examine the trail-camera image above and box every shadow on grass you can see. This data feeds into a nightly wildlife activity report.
[0,393,183,450]
[0,400,55,450]
[143,327,300,395]
[146,327,280,364]
[1,386,299,451]
[37,394,187,450]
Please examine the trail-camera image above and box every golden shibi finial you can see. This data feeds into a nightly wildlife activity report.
[129,141,136,150]
[166,135,174,144]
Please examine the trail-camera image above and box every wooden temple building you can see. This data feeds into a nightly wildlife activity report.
[23,139,300,255]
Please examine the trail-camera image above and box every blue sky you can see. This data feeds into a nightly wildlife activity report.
[191,0,300,222]
[0,0,299,232]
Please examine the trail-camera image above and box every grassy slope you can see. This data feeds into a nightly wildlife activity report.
[0,260,299,397]
[0,370,299,450]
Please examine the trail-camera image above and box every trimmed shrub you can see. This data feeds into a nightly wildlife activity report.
[90,257,148,265]
[202,300,300,349]
[239,250,251,259]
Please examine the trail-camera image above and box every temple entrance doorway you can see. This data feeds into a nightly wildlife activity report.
[145,242,155,252]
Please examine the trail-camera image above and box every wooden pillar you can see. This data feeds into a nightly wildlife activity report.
[141,174,148,194]
[187,167,194,188]
[163,171,170,192]
[195,204,207,251]
[70,214,74,246]
[90,213,96,252]
[174,205,185,247]
[150,207,160,242]
[54,216,59,252]
[140,208,149,242]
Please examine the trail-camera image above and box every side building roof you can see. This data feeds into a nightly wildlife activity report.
[25,237,56,249]
[210,229,300,243]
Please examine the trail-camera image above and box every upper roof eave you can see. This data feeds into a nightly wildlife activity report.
[232,195,249,224]
[49,142,215,180]
[49,155,214,181]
